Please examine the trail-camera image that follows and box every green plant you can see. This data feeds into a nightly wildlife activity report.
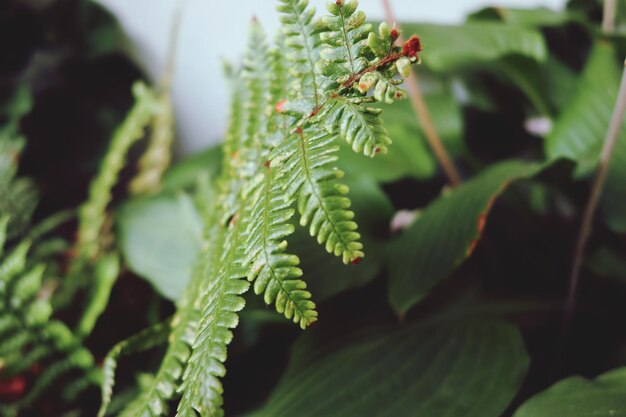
[4,0,626,416]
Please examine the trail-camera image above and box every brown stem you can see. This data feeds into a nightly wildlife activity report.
[602,0,617,34]
[161,0,188,91]
[380,0,462,186]
[564,60,626,330]
[341,52,401,88]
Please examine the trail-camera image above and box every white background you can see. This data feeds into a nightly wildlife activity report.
[96,0,566,155]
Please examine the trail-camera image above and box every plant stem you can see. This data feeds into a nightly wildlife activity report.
[380,0,462,187]
[161,0,187,90]
[564,60,626,329]
[602,0,617,34]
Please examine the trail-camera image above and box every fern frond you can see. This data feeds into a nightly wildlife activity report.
[98,320,171,417]
[277,124,363,264]
[0,217,98,414]
[175,23,290,416]
[125,3,422,415]
[129,91,175,196]
[0,133,38,240]
[317,0,372,82]
[76,253,120,338]
[243,20,273,148]
[177,213,250,417]
[76,82,160,262]
[56,81,160,309]
[322,96,392,156]
[278,0,325,108]
[245,166,317,328]
[117,278,201,417]
[240,24,318,328]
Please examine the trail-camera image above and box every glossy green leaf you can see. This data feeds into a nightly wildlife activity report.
[403,22,547,72]
[514,367,626,417]
[387,160,542,314]
[117,193,203,301]
[545,42,626,232]
[255,319,529,417]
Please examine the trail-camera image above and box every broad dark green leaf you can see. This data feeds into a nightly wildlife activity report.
[117,192,203,301]
[387,160,542,314]
[545,42,626,232]
[496,55,578,117]
[514,367,626,417]
[403,22,547,72]
[255,319,529,417]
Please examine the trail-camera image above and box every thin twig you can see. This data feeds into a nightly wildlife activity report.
[161,0,188,91]
[602,0,617,34]
[380,0,462,186]
[564,60,626,330]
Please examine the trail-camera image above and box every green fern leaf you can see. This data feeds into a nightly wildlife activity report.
[245,166,317,328]
[0,216,98,414]
[177,217,250,417]
[276,123,363,264]
[317,0,372,82]
[129,91,175,196]
[322,96,392,156]
[0,134,38,240]
[99,320,170,417]
[242,23,318,328]
[125,3,421,415]
[76,82,160,263]
[118,276,201,417]
[277,0,325,109]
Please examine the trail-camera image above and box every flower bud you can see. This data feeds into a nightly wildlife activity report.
[357,72,378,93]
[378,21,390,39]
[374,79,388,102]
[402,35,422,58]
[396,57,412,79]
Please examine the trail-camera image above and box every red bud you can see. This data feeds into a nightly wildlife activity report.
[402,35,422,58]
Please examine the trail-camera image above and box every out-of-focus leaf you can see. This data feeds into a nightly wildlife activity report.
[255,319,529,417]
[84,3,129,57]
[403,22,547,72]
[496,55,578,117]
[469,7,570,27]
[545,43,626,232]
[0,134,37,239]
[387,160,542,315]
[117,192,203,301]
[513,367,626,417]
[588,247,626,284]
[162,145,222,191]
[77,252,120,338]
